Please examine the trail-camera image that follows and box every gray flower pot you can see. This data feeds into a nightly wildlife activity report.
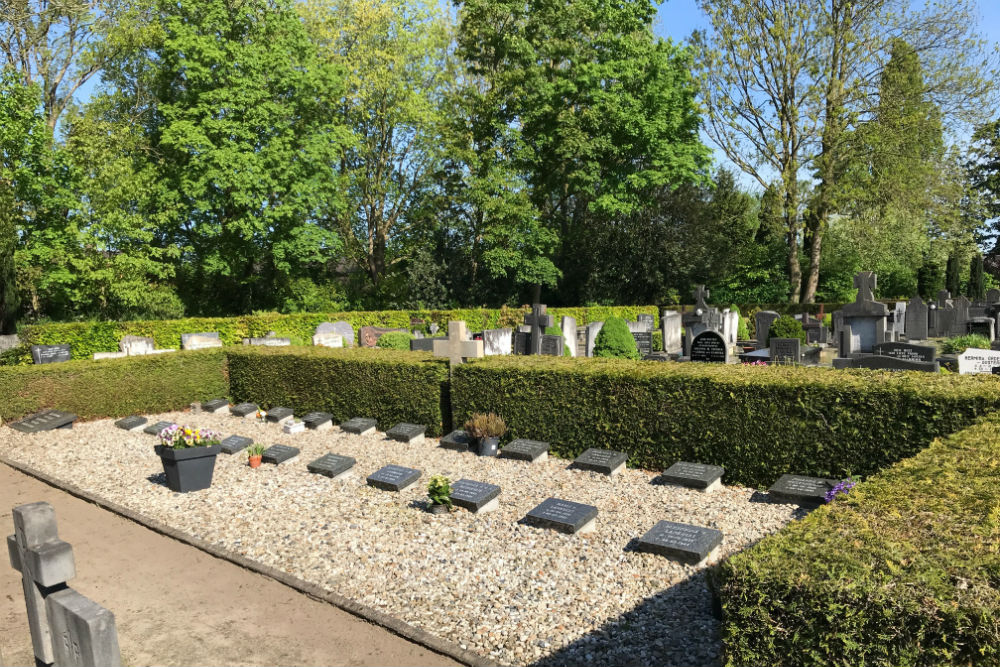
[155,444,221,492]
[476,436,500,457]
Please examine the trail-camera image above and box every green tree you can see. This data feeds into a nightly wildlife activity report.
[946,253,962,297]
[969,253,985,300]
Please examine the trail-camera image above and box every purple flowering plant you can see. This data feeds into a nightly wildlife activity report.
[824,476,859,503]
[158,424,223,450]
[742,360,767,366]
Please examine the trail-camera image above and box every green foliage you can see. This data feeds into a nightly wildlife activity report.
[451,356,1000,487]
[941,334,991,355]
[226,347,449,436]
[730,305,749,340]
[592,317,640,360]
[463,412,507,438]
[0,350,227,422]
[768,315,807,345]
[247,443,266,457]
[714,415,1000,666]
[427,474,453,507]
[377,331,414,350]
[946,254,962,297]
[968,254,985,300]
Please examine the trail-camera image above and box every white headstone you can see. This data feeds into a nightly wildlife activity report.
[957,347,1000,375]
[660,310,682,353]
[312,333,343,348]
[482,328,513,356]
[316,321,354,347]
[560,316,577,357]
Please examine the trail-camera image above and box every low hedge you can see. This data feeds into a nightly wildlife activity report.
[226,347,450,436]
[713,414,1000,666]
[0,349,228,422]
[450,356,1000,487]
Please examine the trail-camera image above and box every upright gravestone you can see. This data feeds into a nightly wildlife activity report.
[689,330,729,363]
[31,344,72,365]
[560,316,577,357]
[682,286,722,351]
[539,334,563,356]
[523,304,555,355]
[988,288,1000,305]
[660,310,682,354]
[953,295,972,336]
[754,311,780,350]
[632,331,653,357]
[575,326,588,357]
[181,332,222,350]
[119,335,156,356]
[637,313,655,330]
[905,295,929,340]
[967,317,996,341]
[836,272,887,357]
[584,321,604,357]
[243,332,291,347]
[316,321,355,347]
[359,326,407,348]
[957,347,1000,375]
[770,338,801,364]
[482,328,513,356]
[872,341,936,362]
[722,309,739,345]
[893,302,907,339]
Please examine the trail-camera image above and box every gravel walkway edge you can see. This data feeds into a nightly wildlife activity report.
[0,454,498,667]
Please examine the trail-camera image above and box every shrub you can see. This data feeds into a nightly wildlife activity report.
[941,334,991,355]
[377,331,414,350]
[0,349,228,422]
[593,317,640,360]
[730,305,750,340]
[427,474,453,507]
[544,325,572,356]
[652,330,664,352]
[768,315,807,345]
[450,356,1000,487]
[464,412,507,438]
[713,415,1000,666]
[226,347,449,436]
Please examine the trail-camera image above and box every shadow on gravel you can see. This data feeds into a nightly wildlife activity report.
[146,472,168,487]
[528,573,723,667]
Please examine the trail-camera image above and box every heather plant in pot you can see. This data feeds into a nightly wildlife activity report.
[464,412,507,457]
[427,474,453,514]
[154,425,223,492]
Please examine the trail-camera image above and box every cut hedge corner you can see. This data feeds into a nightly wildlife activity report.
[713,414,1000,666]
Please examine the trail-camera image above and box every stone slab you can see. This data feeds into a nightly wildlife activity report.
[450,479,501,513]
[114,416,147,432]
[439,429,472,452]
[307,453,356,479]
[9,410,78,433]
[282,420,305,434]
[386,423,426,444]
[573,448,627,476]
[265,407,294,424]
[301,412,333,430]
[637,520,723,564]
[525,498,598,534]
[201,399,229,413]
[341,417,377,435]
[659,462,724,492]
[366,465,421,492]
[45,588,122,667]
[768,474,838,505]
[143,421,174,436]
[230,402,258,418]
[500,439,550,462]
[219,435,253,455]
[262,444,300,465]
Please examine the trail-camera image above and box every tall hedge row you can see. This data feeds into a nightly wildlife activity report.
[450,356,1000,487]
[226,347,450,436]
[713,414,1000,666]
[0,349,228,422]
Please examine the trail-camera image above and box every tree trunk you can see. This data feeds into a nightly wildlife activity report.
[783,167,802,302]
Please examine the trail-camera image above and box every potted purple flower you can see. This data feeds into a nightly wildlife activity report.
[154,425,223,492]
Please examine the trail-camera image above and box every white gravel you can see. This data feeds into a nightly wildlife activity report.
[0,410,805,666]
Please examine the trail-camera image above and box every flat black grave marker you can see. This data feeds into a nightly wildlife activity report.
[573,448,627,476]
[230,402,258,418]
[386,423,426,444]
[9,410,78,433]
[439,429,472,452]
[31,344,71,365]
[143,420,174,436]
[114,416,147,432]
[768,474,838,505]
[450,479,501,513]
[501,439,549,462]
[262,444,299,465]
[367,465,420,492]
[307,453,356,479]
[637,520,723,564]
[341,417,377,435]
[301,412,333,430]
[659,462,724,492]
[220,435,252,455]
[202,399,229,413]
[525,498,597,534]
[266,407,294,424]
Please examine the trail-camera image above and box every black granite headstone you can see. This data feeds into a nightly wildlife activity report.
[637,520,723,564]
[230,403,258,418]
[341,417,377,435]
[690,330,728,363]
[143,420,174,436]
[659,462,724,491]
[30,344,72,365]
[513,332,531,355]
[632,332,653,357]
[849,356,940,372]
[262,444,300,464]
[307,453,356,478]
[439,429,472,452]
[386,423,426,443]
[366,465,421,491]
[114,416,147,432]
[265,407,294,423]
[501,439,549,462]
[525,498,598,534]
[573,448,627,475]
[768,474,838,505]
[770,338,800,364]
[220,435,253,455]
[10,410,78,433]
[872,342,936,363]
[450,479,501,512]
[201,399,229,413]
[301,412,333,430]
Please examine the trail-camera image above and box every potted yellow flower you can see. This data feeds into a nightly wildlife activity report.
[154,424,223,492]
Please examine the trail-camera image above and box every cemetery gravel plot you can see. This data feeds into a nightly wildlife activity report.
[0,413,802,667]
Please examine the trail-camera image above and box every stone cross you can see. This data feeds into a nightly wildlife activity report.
[524,304,554,355]
[854,272,876,303]
[432,321,484,366]
[693,285,710,311]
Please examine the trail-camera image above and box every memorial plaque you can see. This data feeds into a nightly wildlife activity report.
[315,321,355,347]
[957,347,1000,375]
[143,420,174,436]
[872,342,936,363]
[450,479,501,513]
[262,444,300,465]
[637,520,723,564]
[539,334,563,356]
[312,332,344,348]
[265,407,294,424]
[849,356,940,372]
[690,330,729,363]
[439,429,472,452]
[114,416,147,432]
[219,435,252,455]
[525,498,598,534]
[501,439,549,462]
[659,462,724,492]
[366,465,421,491]
[768,474,838,505]
[301,412,333,430]
[341,417,377,435]
[573,448,627,476]
[230,402,258,418]
[201,399,229,413]
[637,313,655,330]
[181,332,222,350]
[307,453,356,479]
[770,337,801,364]
[31,344,72,365]
[386,422,426,444]
[632,332,653,357]
[10,410,78,433]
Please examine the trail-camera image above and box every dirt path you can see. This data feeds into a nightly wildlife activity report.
[0,463,460,667]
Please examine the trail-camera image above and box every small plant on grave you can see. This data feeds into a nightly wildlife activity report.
[158,425,222,450]
[247,443,266,457]
[377,331,415,350]
[427,474,453,508]
[463,412,507,439]
[824,476,860,503]
[941,334,991,355]
[593,316,640,360]
[255,408,267,423]
[768,315,807,345]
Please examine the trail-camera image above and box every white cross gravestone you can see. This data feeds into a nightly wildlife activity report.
[8,502,121,667]
[433,321,484,366]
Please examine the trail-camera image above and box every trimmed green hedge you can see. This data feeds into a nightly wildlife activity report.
[226,347,450,436]
[451,356,1000,487]
[714,415,1000,666]
[0,349,228,422]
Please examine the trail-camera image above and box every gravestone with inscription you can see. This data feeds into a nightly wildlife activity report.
[367,465,420,491]
[230,402,258,418]
[242,332,291,347]
[262,444,299,465]
[632,331,653,357]
[525,498,598,534]
[265,407,294,424]
[637,313,655,331]
[312,332,343,348]
[769,338,801,364]
[836,272,888,358]
[316,321,355,347]
[573,448,627,476]
[661,310,682,354]
[433,321,484,366]
[201,398,229,414]
[690,330,729,363]
[848,356,940,372]
[523,304,555,355]
[119,335,157,356]
[872,341,936,362]
[181,332,222,350]
[450,479,501,513]
[540,334,564,356]
[439,430,472,452]
[501,439,549,462]
[659,462,724,492]
[10,410,78,433]
[768,474,838,505]
[114,416,147,432]
[301,412,333,430]
[341,417,377,435]
[575,326,588,357]
[143,420,174,436]
[31,344,72,365]
[220,435,252,455]
[637,520,723,565]
[307,453,356,479]
[957,347,1000,375]
[386,423,426,444]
